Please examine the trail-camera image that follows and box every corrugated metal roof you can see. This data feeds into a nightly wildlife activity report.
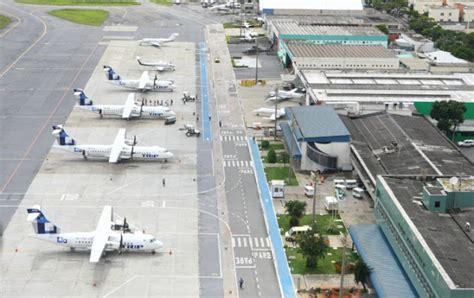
[273,20,385,37]
[285,106,350,142]
[260,0,363,11]
[287,44,396,59]
[349,224,418,298]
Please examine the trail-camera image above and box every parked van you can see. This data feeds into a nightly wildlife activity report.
[285,225,311,241]
[304,185,314,197]
[353,187,365,199]
[345,179,357,189]
[325,196,339,212]
[334,179,345,188]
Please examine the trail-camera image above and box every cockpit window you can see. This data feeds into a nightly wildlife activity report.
[150,238,156,243]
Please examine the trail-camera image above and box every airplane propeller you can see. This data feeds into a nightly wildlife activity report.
[118,234,123,254]
[139,100,144,117]
[133,136,137,146]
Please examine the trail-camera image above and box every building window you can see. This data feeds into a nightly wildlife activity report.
[435,201,441,208]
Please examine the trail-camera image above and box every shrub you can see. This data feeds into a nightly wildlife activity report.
[261,140,270,149]
[289,216,299,228]
[267,149,277,163]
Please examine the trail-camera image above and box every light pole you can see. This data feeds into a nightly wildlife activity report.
[339,235,348,298]
[274,86,278,142]
[311,171,318,224]
[255,37,259,84]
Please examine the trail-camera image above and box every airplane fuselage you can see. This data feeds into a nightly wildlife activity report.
[79,105,175,119]
[54,144,173,161]
[107,80,175,92]
[30,232,161,252]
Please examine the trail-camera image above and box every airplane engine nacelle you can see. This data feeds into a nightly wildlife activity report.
[125,139,134,146]
[106,241,120,250]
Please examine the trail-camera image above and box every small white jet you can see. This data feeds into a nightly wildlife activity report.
[210,1,240,12]
[254,107,286,121]
[266,88,305,103]
[103,66,176,92]
[240,30,258,42]
[27,205,163,263]
[74,89,176,120]
[52,125,173,163]
[138,33,179,48]
[136,56,175,72]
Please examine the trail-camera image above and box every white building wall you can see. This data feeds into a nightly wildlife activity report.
[300,141,350,171]
[429,6,460,22]
[463,7,474,21]
[293,57,399,70]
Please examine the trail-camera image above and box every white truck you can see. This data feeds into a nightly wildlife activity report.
[325,196,339,212]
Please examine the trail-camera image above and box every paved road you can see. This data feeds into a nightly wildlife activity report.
[206,24,281,297]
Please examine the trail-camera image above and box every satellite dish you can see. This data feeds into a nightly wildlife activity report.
[449,176,459,186]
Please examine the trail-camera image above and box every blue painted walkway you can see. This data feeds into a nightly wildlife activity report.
[199,42,211,141]
[248,138,296,298]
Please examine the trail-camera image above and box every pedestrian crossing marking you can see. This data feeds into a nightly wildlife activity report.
[232,236,271,249]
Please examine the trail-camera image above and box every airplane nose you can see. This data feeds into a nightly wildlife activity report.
[166,152,174,159]
[155,240,164,249]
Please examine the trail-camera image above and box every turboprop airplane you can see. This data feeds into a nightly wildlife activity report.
[103,66,176,92]
[52,125,173,163]
[138,33,179,47]
[266,88,305,103]
[136,56,175,72]
[254,107,286,120]
[73,89,176,120]
[210,1,240,12]
[27,205,163,263]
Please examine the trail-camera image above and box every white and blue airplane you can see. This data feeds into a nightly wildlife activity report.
[27,205,163,263]
[253,107,286,120]
[73,89,176,120]
[52,125,173,163]
[136,56,175,72]
[138,33,179,47]
[266,88,305,103]
[103,66,176,92]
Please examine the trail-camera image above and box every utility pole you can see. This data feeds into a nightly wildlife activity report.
[311,171,318,224]
[255,37,259,85]
[274,86,278,142]
[339,235,347,298]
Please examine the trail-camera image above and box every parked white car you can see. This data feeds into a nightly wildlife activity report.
[458,139,474,147]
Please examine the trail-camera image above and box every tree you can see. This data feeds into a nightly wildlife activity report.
[430,101,467,137]
[267,149,277,163]
[261,140,270,149]
[284,200,307,219]
[299,227,329,268]
[354,259,372,292]
[375,24,389,35]
[279,151,289,165]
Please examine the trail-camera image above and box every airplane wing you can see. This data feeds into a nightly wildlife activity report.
[122,93,135,119]
[108,128,126,163]
[90,206,113,263]
[150,41,161,47]
[138,71,149,90]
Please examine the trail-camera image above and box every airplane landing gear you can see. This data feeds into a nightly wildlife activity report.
[151,250,156,255]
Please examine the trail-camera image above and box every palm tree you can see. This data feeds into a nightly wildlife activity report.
[354,259,372,292]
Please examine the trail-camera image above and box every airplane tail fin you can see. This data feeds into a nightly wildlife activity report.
[170,33,179,40]
[27,205,60,234]
[73,88,93,106]
[103,65,121,81]
[52,125,76,146]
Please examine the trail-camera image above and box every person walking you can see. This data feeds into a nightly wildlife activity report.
[162,178,166,187]
[239,277,244,289]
